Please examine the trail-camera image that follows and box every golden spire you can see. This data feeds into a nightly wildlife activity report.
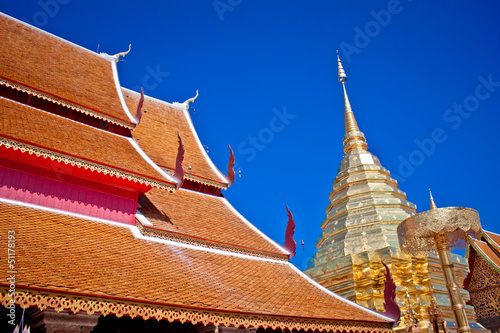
[336,51,368,154]
[429,189,437,210]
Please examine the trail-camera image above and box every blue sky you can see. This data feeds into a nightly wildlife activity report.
[2,1,499,269]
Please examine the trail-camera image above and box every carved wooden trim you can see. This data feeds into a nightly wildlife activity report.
[0,287,392,333]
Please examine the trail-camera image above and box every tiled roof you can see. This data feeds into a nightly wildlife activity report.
[472,230,500,269]
[139,188,288,257]
[0,201,390,326]
[473,240,500,269]
[0,13,135,127]
[123,88,228,188]
[485,231,500,252]
[0,97,174,189]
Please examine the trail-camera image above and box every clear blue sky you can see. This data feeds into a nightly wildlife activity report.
[2,1,499,269]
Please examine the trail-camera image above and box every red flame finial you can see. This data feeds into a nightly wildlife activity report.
[135,87,145,123]
[173,132,185,189]
[227,145,235,186]
[284,205,297,259]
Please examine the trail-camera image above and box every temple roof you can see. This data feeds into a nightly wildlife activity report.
[468,230,500,272]
[0,15,397,332]
[0,13,136,128]
[138,188,289,259]
[123,88,229,189]
[485,231,500,252]
[0,97,176,190]
[0,201,392,331]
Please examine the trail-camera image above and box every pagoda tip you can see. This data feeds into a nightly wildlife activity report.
[429,189,437,210]
[337,52,347,83]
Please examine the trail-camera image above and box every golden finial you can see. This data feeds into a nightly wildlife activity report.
[336,51,368,154]
[337,51,347,83]
[429,189,437,210]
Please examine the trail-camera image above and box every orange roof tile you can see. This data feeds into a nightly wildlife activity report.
[473,233,500,269]
[123,88,228,188]
[0,13,136,127]
[485,230,500,252]
[0,201,390,326]
[0,97,174,189]
[139,188,288,257]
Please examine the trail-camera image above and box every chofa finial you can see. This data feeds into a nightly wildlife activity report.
[183,90,198,110]
[112,44,131,63]
[99,44,131,63]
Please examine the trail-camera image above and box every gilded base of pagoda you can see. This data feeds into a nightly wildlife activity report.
[305,247,483,333]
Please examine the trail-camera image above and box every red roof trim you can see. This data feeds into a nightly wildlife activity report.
[0,134,175,186]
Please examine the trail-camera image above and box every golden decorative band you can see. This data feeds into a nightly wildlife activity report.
[0,77,134,129]
[163,168,227,189]
[136,222,289,261]
[0,287,392,333]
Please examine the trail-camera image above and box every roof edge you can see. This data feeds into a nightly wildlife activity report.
[122,87,229,185]
[287,263,395,323]
[135,218,290,261]
[0,286,393,332]
[183,106,229,184]
[127,137,178,185]
[221,198,291,255]
[0,77,134,129]
[111,62,138,124]
[162,166,227,189]
[483,230,500,252]
[471,239,500,273]
[0,136,176,191]
[1,12,103,59]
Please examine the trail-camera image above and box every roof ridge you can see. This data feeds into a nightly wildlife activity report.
[1,13,137,125]
[221,197,291,255]
[1,12,112,63]
[127,137,178,186]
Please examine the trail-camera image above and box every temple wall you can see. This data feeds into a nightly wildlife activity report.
[0,165,136,224]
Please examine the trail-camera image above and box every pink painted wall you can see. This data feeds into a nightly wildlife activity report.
[0,165,136,224]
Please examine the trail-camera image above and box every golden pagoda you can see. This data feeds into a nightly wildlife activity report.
[304,54,483,333]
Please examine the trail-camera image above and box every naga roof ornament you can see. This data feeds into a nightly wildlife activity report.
[135,87,145,123]
[284,205,297,259]
[227,145,235,186]
[99,44,131,63]
[173,132,185,189]
[174,90,199,110]
[379,261,401,326]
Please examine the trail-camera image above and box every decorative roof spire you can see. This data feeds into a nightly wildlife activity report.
[429,189,437,210]
[336,51,368,154]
